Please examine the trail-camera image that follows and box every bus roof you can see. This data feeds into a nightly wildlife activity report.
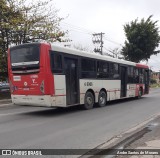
[51,44,148,68]
[9,42,149,69]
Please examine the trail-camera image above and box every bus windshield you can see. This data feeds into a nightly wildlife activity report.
[10,45,40,67]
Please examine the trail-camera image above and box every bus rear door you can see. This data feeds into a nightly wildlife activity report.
[120,66,127,97]
[64,58,79,105]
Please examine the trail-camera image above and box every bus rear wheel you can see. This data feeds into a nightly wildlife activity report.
[83,91,94,110]
[98,91,107,107]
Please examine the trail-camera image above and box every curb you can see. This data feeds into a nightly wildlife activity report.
[0,99,12,107]
[79,112,160,158]
[0,99,11,103]
[0,103,13,108]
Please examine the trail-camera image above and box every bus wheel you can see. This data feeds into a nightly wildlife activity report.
[137,88,142,99]
[98,91,107,107]
[83,91,94,110]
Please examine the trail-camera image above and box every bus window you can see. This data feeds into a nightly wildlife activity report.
[50,52,63,73]
[11,46,40,64]
[134,68,139,83]
[81,58,96,78]
[10,44,40,73]
[97,61,109,78]
[113,63,119,79]
[139,69,144,83]
[128,66,134,83]
[110,63,119,79]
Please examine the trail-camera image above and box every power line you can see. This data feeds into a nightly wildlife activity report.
[103,47,116,58]
[103,36,122,46]
[62,24,160,68]
[61,22,94,35]
[68,29,92,36]
[61,22,123,46]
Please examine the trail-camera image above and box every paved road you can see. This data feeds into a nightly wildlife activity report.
[0,88,160,150]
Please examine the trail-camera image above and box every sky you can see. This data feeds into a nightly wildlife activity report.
[52,0,160,71]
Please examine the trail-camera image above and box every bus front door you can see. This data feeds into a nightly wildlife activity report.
[120,66,127,97]
[65,58,79,105]
[144,69,149,94]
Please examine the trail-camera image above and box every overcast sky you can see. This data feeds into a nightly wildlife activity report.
[53,0,160,71]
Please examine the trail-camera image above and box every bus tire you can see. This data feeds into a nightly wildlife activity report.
[83,91,94,110]
[98,91,107,107]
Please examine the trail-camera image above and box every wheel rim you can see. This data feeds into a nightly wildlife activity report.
[86,96,93,105]
[99,96,105,104]
[98,92,106,106]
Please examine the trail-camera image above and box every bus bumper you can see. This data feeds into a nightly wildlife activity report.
[11,95,53,107]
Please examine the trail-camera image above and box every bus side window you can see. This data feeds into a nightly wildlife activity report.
[81,58,96,78]
[139,69,144,83]
[113,63,119,79]
[128,67,134,83]
[128,67,131,83]
[97,61,109,78]
[134,68,139,83]
[110,63,119,79]
[50,52,63,73]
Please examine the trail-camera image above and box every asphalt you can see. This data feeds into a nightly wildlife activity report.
[0,99,12,109]
[0,88,160,158]
[84,112,160,158]
[109,115,160,158]
[126,116,160,158]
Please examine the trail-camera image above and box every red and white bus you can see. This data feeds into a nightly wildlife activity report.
[8,42,150,109]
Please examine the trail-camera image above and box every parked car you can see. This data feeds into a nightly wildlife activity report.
[0,81,10,92]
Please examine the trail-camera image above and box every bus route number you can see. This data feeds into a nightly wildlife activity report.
[84,82,93,86]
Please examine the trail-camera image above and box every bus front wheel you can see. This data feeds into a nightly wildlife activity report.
[98,91,107,107]
[83,91,94,110]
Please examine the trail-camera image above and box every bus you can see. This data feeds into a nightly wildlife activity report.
[8,42,150,109]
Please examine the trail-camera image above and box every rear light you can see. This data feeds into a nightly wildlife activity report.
[40,80,45,94]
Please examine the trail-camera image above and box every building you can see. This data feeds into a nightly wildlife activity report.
[151,71,160,83]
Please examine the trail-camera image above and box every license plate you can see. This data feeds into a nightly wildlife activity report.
[23,88,29,90]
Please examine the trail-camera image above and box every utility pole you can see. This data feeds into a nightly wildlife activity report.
[92,32,105,55]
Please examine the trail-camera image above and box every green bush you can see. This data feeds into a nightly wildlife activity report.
[150,78,157,84]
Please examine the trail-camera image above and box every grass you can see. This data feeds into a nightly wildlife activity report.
[150,83,160,88]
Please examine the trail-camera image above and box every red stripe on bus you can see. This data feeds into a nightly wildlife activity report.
[55,88,140,97]
[107,90,120,92]
[80,89,121,94]
[55,88,138,96]
[54,94,66,97]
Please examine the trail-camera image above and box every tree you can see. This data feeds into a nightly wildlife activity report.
[0,0,22,72]
[121,15,160,63]
[0,0,67,73]
[9,0,67,44]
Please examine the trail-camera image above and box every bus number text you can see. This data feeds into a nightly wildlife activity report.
[84,82,93,86]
